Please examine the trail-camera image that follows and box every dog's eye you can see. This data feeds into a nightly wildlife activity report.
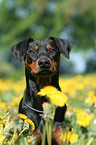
[50,48,56,53]
[30,50,35,55]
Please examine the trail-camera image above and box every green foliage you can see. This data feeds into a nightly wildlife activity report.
[0,0,96,51]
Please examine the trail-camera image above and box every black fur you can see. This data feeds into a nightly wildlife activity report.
[10,37,71,144]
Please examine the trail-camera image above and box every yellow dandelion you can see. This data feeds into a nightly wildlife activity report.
[38,86,68,107]
[19,113,28,120]
[60,131,78,144]
[92,96,96,106]
[1,122,6,126]
[0,115,6,120]
[38,86,58,96]
[60,131,71,142]
[85,96,93,104]
[85,95,96,106]
[48,91,68,107]
[70,132,78,144]
[88,91,95,97]
[27,119,35,131]
[76,111,94,127]
[0,102,6,109]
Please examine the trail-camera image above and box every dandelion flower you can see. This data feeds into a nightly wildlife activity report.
[70,132,78,144]
[76,111,94,127]
[85,95,96,106]
[48,91,68,107]
[38,86,68,107]
[93,96,96,106]
[0,102,6,109]
[60,131,78,144]
[38,86,58,96]
[19,113,28,120]
[27,119,35,131]
[19,113,35,131]
[88,91,95,97]
[85,96,93,104]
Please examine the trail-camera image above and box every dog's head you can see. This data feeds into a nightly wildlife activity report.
[11,37,71,77]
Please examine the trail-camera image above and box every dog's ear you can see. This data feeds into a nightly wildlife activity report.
[49,36,71,59]
[10,38,34,62]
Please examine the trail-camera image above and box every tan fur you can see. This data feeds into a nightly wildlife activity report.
[46,44,51,50]
[36,76,52,89]
[50,57,60,71]
[29,130,41,145]
[52,126,64,145]
[34,45,38,50]
[25,58,40,75]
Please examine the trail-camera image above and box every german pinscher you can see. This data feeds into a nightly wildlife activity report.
[10,37,71,145]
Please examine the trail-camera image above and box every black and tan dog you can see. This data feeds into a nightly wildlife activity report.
[10,37,71,145]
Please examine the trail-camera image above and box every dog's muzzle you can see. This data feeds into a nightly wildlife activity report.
[38,58,51,69]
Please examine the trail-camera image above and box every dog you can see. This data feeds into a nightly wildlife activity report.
[10,36,71,145]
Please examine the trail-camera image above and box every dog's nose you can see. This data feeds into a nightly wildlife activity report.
[38,58,51,69]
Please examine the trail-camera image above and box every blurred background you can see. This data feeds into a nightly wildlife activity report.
[0,0,96,79]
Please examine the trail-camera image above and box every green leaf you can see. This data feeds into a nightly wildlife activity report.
[86,137,94,145]
[19,135,36,145]
[19,136,28,145]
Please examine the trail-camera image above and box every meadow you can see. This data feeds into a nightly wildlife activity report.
[0,73,96,145]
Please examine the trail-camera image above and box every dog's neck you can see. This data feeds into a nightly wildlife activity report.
[25,68,60,92]
[36,76,52,89]
[24,68,61,112]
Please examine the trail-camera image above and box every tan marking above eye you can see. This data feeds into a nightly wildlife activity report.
[46,44,51,50]
[34,45,38,50]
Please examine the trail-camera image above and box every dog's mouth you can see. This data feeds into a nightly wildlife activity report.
[34,69,55,76]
